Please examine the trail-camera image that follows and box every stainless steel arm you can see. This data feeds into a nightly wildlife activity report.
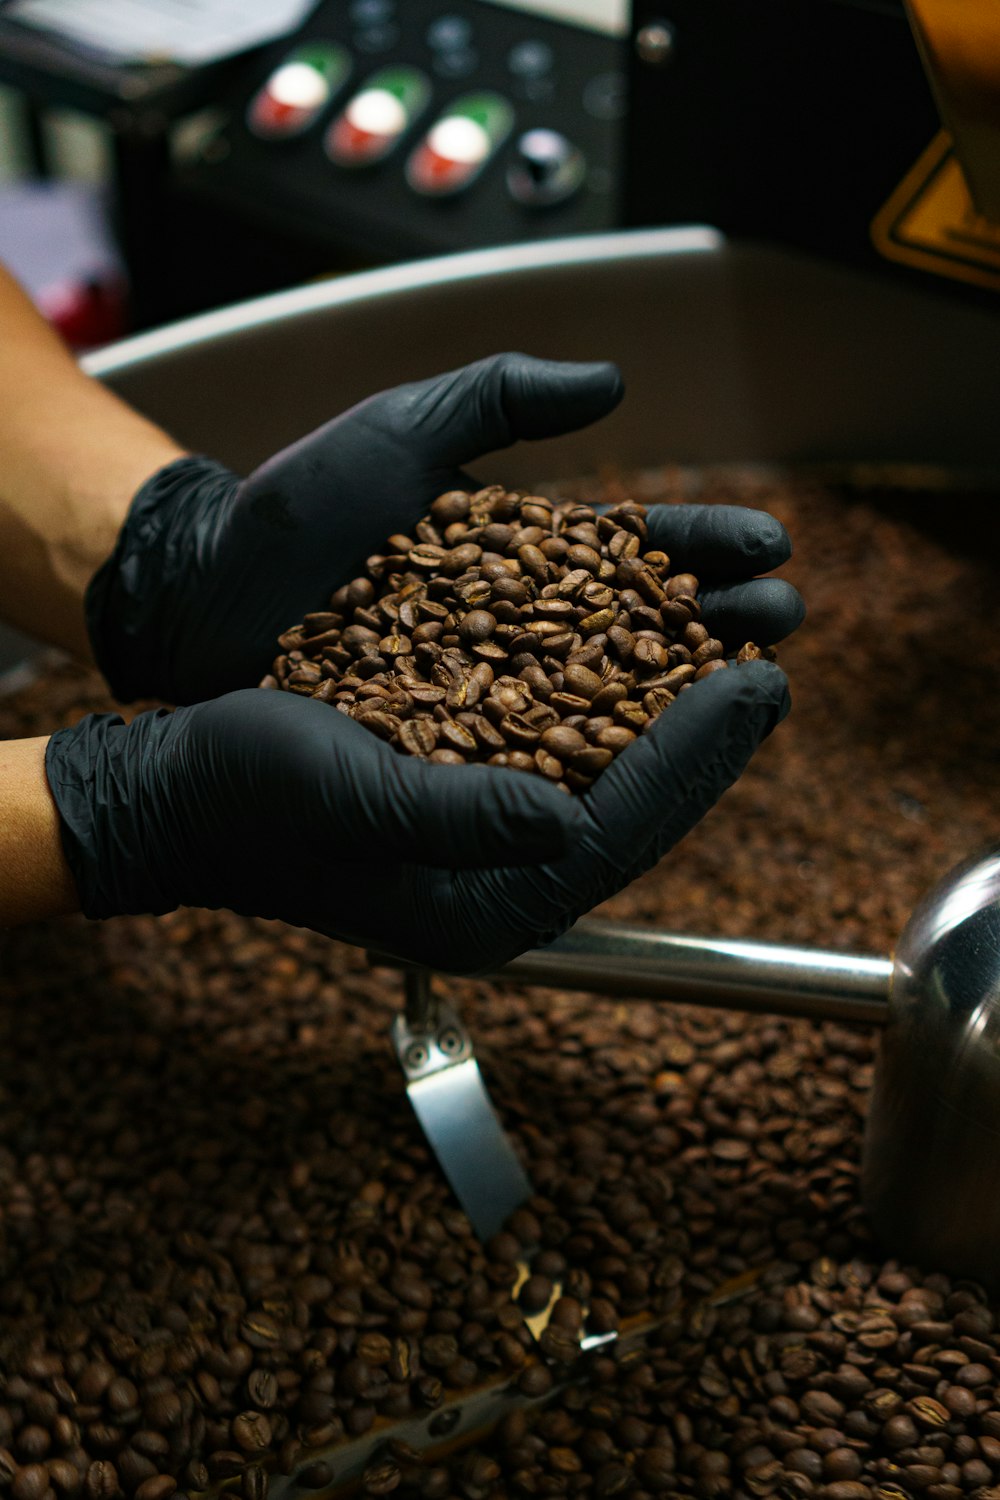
[495,919,893,1026]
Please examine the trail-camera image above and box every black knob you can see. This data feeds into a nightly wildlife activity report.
[507,128,585,207]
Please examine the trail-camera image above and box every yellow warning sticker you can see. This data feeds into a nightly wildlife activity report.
[872,130,1000,293]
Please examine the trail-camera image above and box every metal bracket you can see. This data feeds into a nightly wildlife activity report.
[394,970,472,1081]
[387,968,619,1362]
[390,971,533,1245]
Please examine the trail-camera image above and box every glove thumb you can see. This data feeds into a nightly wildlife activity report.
[399,352,624,467]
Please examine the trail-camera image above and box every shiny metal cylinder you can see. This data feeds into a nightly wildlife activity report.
[862,847,1000,1287]
[501,852,1000,1285]
[499,920,892,1025]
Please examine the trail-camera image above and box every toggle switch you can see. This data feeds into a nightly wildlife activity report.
[326,67,430,166]
[507,128,586,207]
[248,44,351,139]
[406,92,514,196]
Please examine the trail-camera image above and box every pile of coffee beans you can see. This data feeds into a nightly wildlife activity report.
[2,469,999,1500]
[261,488,770,793]
[383,1255,1000,1499]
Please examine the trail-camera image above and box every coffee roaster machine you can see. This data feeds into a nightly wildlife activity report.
[181,0,991,296]
[77,231,1000,1487]
[87,221,1000,1219]
[34,1,1000,1479]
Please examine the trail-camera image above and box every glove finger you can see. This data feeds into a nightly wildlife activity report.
[399,353,624,467]
[643,504,792,580]
[698,578,805,647]
[580,660,790,872]
[338,744,584,869]
[401,661,789,973]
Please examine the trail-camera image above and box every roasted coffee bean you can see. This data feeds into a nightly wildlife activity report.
[643,687,675,718]
[241,1466,266,1500]
[231,1413,271,1454]
[84,1462,118,1500]
[421,1335,459,1370]
[430,491,471,525]
[540,725,587,758]
[571,746,614,776]
[909,1397,950,1428]
[633,638,669,672]
[664,571,699,598]
[562,663,603,700]
[363,1460,402,1495]
[942,1386,976,1418]
[691,637,725,668]
[438,720,477,754]
[397,718,437,757]
[47,1460,82,1495]
[824,1450,863,1482]
[143,1393,182,1431]
[118,1447,157,1490]
[238,1313,281,1352]
[695,658,728,679]
[534,748,563,780]
[578,606,616,637]
[105,1379,139,1417]
[408,544,447,572]
[613,700,648,731]
[17,1428,50,1461]
[500,712,541,749]
[245,1372,277,1412]
[596,725,637,754]
[458,610,496,644]
[134,1436,171,1464]
[206,1452,245,1483]
[134,1479,176,1500]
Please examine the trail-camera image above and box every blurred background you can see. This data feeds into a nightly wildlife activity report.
[0,0,988,351]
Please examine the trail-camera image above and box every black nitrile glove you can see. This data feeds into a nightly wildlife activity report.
[44,689,585,945]
[300,659,791,973]
[75,351,803,961]
[45,659,790,972]
[643,504,804,648]
[87,353,628,706]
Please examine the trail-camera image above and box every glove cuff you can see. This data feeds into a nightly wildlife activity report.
[45,712,180,920]
[86,456,240,704]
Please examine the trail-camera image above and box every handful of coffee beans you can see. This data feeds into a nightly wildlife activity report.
[262,488,772,794]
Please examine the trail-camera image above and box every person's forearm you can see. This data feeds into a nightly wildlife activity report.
[0,264,186,659]
[0,736,78,924]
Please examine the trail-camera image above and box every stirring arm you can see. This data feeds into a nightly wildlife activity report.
[494,919,892,1026]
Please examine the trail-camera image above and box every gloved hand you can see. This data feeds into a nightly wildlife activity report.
[86,353,628,706]
[643,503,803,650]
[50,516,797,970]
[77,350,802,961]
[44,689,584,944]
[419,658,790,973]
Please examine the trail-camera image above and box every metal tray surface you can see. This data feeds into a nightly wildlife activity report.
[83,229,1000,480]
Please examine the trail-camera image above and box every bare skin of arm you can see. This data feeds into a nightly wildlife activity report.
[0,737,78,923]
[0,262,185,658]
[0,262,183,924]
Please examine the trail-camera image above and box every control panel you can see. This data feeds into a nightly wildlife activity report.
[187,0,625,262]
